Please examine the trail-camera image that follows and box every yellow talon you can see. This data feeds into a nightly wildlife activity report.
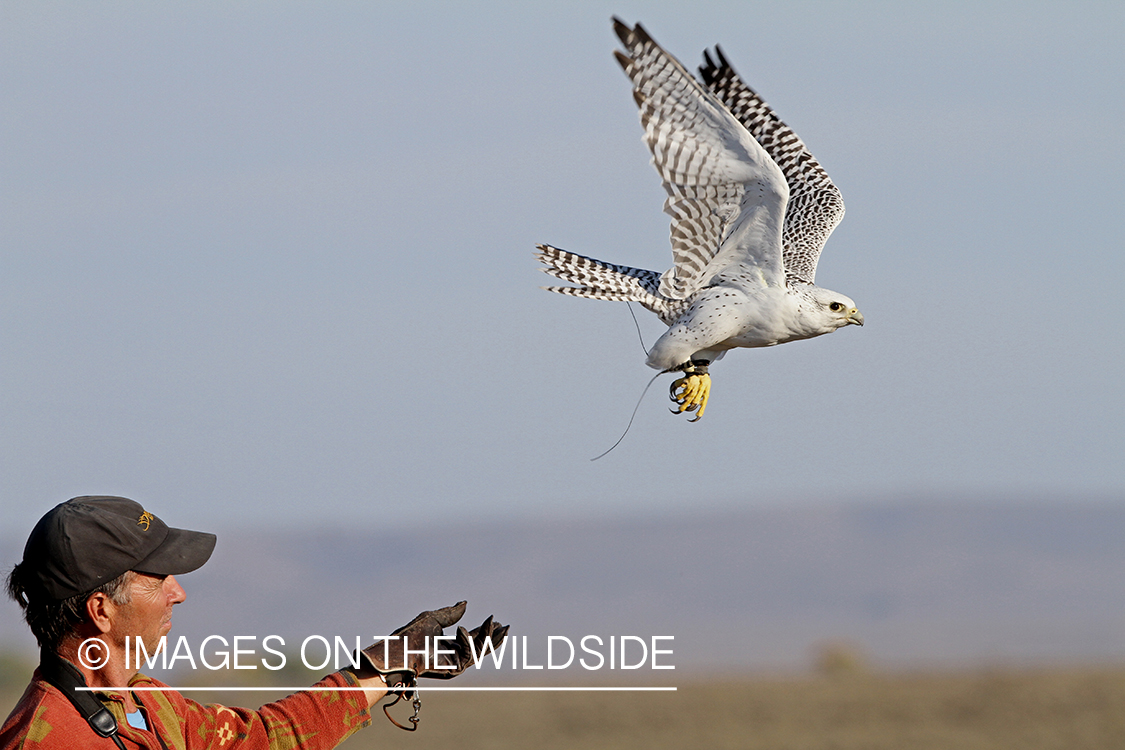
[669,368,711,421]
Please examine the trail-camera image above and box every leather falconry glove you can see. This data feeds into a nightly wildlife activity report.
[359,601,509,684]
[357,601,509,731]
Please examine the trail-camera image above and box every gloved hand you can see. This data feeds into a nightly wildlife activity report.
[359,601,509,685]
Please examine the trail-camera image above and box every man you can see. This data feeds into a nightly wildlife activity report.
[2,496,507,749]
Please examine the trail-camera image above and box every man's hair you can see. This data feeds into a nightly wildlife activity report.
[6,564,133,651]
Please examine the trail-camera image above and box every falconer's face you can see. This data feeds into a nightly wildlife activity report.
[110,573,186,655]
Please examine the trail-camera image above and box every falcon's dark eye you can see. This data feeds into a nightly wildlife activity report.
[829,302,844,312]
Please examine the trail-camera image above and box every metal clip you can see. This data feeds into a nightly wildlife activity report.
[381,682,421,731]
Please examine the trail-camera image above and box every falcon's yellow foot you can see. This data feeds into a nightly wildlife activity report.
[669,364,711,422]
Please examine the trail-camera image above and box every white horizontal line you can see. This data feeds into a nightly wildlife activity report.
[78,686,676,692]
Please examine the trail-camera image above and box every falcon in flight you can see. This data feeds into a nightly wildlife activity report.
[537,19,863,420]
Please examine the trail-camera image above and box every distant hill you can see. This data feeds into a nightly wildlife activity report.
[3,501,1123,673]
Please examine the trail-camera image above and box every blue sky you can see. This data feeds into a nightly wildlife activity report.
[2,1,1122,535]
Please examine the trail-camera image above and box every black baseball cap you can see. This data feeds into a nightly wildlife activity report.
[21,496,217,600]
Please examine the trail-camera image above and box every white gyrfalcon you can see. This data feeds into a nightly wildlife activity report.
[537,19,863,420]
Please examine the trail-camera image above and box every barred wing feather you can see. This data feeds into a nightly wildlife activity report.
[698,46,844,286]
[613,19,790,299]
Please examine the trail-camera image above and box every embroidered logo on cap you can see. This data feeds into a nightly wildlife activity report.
[137,511,154,531]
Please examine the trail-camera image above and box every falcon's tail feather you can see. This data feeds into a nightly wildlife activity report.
[536,244,671,318]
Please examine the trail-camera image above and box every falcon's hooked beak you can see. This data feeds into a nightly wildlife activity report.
[846,308,864,326]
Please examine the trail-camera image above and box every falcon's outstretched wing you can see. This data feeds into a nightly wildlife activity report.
[699,46,844,286]
[613,19,790,300]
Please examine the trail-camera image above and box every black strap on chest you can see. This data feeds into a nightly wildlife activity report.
[38,648,128,750]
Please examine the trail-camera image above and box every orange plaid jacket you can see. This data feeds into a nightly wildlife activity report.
[1,670,370,749]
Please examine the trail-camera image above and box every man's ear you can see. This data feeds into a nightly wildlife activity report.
[85,592,114,635]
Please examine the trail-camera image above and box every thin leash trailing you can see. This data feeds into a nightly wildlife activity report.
[591,303,658,461]
[591,370,663,461]
[626,301,649,358]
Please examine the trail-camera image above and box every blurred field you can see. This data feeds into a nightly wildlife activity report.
[347,669,1125,750]
[6,661,1124,749]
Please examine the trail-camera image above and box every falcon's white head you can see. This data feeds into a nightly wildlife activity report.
[807,287,864,329]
